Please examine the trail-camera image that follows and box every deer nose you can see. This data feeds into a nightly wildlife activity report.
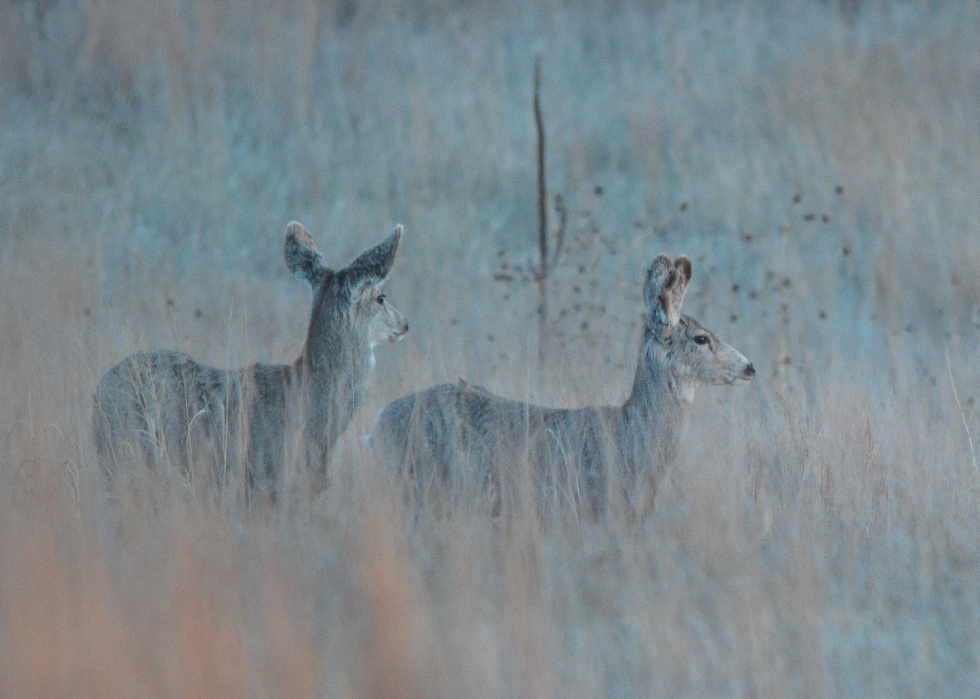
[744,363,756,378]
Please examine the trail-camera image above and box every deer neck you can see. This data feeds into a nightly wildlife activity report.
[618,340,695,473]
[293,310,374,465]
[298,322,372,404]
[624,356,692,415]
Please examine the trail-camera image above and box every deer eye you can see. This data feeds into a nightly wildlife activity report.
[693,335,709,345]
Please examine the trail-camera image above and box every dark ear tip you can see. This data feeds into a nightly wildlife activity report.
[674,255,692,281]
[285,220,317,248]
[383,226,402,265]
[388,224,403,251]
[646,253,672,280]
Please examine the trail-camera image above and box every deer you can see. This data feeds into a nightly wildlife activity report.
[93,221,408,503]
[368,253,754,518]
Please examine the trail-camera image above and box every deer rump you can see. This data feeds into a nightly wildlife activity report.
[93,352,298,494]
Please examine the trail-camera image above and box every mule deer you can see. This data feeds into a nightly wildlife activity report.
[369,254,754,517]
[93,222,408,501]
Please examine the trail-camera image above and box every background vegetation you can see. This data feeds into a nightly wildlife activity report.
[1,0,979,695]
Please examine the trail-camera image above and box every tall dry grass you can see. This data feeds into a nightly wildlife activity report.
[1,0,980,696]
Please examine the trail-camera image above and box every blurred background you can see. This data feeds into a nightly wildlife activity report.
[1,1,979,696]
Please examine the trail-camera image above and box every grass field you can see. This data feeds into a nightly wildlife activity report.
[2,0,980,696]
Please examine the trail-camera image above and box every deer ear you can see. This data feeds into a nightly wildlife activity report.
[659,257,692,326]
[644,254,675,325]
[674,255,692,284]
[644,254,692,327]
[344,225,402,288]
[660,255,692,323]
[284,222,331,287]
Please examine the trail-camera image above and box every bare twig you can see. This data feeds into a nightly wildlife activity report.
[534,56,547,370]
[535,58,547,279]
[553,193,567,267]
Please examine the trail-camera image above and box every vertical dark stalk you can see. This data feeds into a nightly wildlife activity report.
[534,57,548,371]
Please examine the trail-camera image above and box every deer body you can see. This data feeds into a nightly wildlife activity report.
[94,223,407,499]
[370,254,754,516]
